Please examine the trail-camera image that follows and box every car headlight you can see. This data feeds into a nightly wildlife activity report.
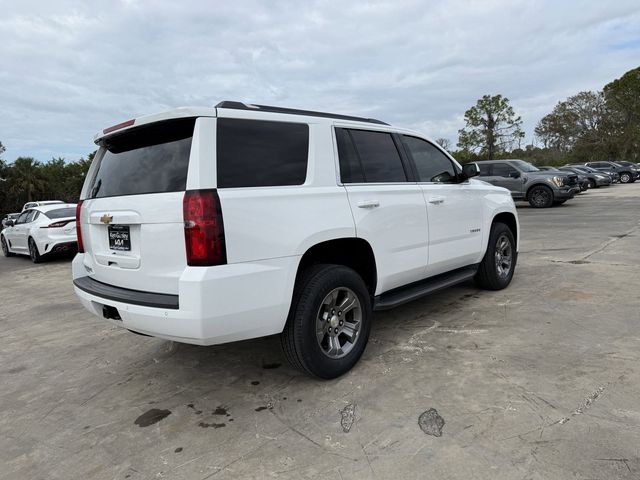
[552,176,565,187]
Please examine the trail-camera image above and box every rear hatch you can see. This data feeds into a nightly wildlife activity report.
[80,118,195,295]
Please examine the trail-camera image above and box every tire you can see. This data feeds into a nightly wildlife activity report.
[527,185,554,208]
[281,264,372,379]
[588,179,596,189]
[620,172,632,183]
[475,222,517,291]
[28,238,42,263]
[1,235,14,257]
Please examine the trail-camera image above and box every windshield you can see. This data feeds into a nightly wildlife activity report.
[45,207,76,219]
[511,160,540,172]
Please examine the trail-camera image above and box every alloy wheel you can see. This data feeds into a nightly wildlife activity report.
[494,234,513,279]
[531,188,550,207]
[315,287,362,359]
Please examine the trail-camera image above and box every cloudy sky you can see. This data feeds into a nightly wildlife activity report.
[1,0,639,162]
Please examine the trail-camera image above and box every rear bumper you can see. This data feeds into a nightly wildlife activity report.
[72,254,299,346]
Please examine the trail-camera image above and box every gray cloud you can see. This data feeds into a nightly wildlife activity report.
[1,0,639,161]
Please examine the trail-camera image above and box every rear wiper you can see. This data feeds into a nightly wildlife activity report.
[91,179,102,198]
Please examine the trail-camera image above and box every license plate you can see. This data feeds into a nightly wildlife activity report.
[108,225,131,251]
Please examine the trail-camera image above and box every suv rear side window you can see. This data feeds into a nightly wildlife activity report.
[89,119,194,198]
[336,128,407,183]
[402,136,457,183]
[217,118,309,188]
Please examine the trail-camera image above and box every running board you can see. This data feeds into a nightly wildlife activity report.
[373,265,479,311]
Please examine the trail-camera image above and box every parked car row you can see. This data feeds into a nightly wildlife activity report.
[474,159,638,208]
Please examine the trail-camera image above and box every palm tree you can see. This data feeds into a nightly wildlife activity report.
[8,157,45,202]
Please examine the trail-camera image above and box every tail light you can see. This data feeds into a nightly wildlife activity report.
[76,201,85,253]
[41,220,73,228]
[183,190,226,266]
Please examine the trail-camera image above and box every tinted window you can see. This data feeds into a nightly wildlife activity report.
[477,163,492,176]
[402,136,456,183]
[88,118,194,199]
[15,212,29,224]
[492,163,517,177]
[46,207,76,219]
[335,128,364,183]
[217,118,308,188]
[510,160,539,172]
[348,130,406,183]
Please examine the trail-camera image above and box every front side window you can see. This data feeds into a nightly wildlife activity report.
[217,118,309,188]
[402,136,457,183]
[492,163,518,177]
[15,212,29,224]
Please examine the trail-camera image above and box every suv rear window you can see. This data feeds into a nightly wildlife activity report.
[87,118,195,198]
[336,128,407,183]
[46,207,76,219]
[217,118,309,188]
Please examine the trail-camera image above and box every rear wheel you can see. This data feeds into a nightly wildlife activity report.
[281,264,372,379]
[475,222,517,290]
[28,238,42,263]
[1,235,14,257]
[528,185,554,208]
[589,179,596,189]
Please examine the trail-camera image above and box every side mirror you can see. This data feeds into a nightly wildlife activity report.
[462,163,480,179]
[5,220,14,227]
[509,171,521,178]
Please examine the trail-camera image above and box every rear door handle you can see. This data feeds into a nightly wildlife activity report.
[428,196,445,205]
[357,200,380,209]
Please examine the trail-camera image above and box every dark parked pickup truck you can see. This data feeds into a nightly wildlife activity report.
[476,159,580,208]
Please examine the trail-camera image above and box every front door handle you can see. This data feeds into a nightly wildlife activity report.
[357,200,380,209]
[428,196,445,205]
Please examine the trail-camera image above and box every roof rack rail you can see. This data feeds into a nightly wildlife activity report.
[215,101,389,125]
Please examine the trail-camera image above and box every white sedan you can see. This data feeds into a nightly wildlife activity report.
[1,203,77,263]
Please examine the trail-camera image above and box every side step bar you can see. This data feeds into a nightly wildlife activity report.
[373,265,478,311]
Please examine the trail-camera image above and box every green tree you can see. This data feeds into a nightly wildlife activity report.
[534,91,608,160]
[457,94,524,159]
[7,157,45,204]
[603,66,640,161]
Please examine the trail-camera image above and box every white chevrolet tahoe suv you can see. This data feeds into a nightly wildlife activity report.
[73,101,519,379]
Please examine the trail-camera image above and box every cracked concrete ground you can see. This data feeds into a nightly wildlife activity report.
[1,184,639,480]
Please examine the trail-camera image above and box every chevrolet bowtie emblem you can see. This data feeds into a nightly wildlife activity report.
[100,214,113,224]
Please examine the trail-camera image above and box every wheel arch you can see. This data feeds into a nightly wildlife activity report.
[491,212,518,250]
[294,238,377,296]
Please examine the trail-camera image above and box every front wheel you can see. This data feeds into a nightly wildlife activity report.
[475,222,517,290]
[528,185,554,208]
[1,235,14,257]
[281,264,372,379]
[589,179,597,189]
[29,238,42,263]
[620,172,632,183]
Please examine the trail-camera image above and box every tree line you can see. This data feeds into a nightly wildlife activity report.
[1,66,638,216]
[0,147,93,215]
[450,66,639,166]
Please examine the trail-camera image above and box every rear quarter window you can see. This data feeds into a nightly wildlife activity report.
[217,118,309,188]
[87,118,195,198]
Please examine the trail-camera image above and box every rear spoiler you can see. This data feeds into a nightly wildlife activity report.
[94,107,217,143]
